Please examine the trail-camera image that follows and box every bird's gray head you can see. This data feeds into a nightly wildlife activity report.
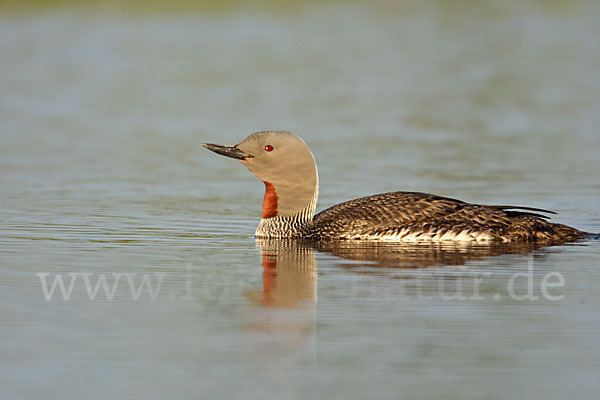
[202,131,319,219]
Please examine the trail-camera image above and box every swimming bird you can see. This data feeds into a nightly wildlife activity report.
[202,131,587,243]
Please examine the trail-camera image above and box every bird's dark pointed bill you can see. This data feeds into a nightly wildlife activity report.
[201,143,253,160]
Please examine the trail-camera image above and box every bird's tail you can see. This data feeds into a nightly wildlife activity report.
[587,233,600,240]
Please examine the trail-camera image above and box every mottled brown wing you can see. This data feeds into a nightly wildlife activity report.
[314,192,466,227]
[311,191,583,242]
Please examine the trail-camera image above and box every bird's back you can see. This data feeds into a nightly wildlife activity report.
[307,191,586,243]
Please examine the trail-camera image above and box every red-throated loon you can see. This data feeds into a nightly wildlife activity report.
[202,131,588,243]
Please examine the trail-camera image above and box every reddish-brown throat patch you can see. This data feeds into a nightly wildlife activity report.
[262,181,278,219]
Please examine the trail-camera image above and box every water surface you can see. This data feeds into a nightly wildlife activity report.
[1,2,600,399]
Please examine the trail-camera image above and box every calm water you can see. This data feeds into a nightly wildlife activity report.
[1,1,600,399]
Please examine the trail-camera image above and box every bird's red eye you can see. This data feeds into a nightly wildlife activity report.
[264,145,273,152]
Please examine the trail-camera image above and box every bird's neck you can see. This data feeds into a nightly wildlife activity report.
[255,173,319,238]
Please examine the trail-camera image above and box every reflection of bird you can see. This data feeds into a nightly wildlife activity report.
[314,240,544,268]
[203,131,588,243]
[253,239,317,308]
[242,239,317,359]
